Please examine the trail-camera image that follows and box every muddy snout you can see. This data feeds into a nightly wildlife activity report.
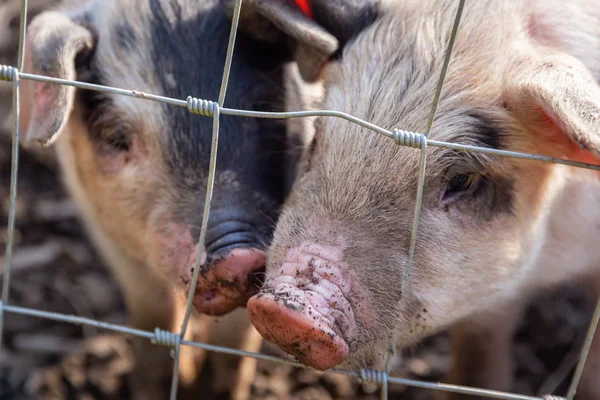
[192,216,267,316]
[247,243,361,370]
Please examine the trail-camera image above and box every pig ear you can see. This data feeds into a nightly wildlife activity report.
[222,0,380,82]
[505,53,600,164]
[20,10,94,147]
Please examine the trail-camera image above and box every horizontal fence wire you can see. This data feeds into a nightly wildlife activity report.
[3,70,600,171]
[1,0,599,399]
[0,303,561,400]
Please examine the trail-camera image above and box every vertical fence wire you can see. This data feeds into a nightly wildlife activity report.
[566,296,600,399]
[386,2,467,396]
[0,0,28,350]
[169,0,243,398]
[402,0,465,290]
[424,0,465,137]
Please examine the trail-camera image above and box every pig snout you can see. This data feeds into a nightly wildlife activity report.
[194,218,267,316]
[248,243,366,370]
[152,211,268,317]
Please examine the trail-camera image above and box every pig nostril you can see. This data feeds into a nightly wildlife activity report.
[249,266,267,290]
[202,289,219,301]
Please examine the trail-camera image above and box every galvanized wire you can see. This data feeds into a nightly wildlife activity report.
[0,303,567,400]
[4,71,600,172]
[566,295,600,399]
[387,0,466,379]
[170,1,242,398]
[0,0,599,398]
[424,0,465,137]
[0,0,27,351]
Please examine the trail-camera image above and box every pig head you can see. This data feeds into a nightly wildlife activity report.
[19,0,305,317]
[241,0,600,373]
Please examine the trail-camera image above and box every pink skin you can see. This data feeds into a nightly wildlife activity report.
[248,243,363,370]
[151,223,266,316]
[193,248,266,315]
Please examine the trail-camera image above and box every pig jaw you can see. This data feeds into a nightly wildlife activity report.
[248,243,372,370]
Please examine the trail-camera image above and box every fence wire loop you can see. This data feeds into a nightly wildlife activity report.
[393,129,427,149]
[360,368,388,386]
[186,96,219,117]
[0,65,17,82]
[152,328,182,348]
[360,368,389,400]
[152,328,182,360]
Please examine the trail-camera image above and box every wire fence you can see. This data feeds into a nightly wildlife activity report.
[1,0,600,399]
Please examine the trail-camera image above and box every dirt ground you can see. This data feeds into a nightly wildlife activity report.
[0,1,597,399]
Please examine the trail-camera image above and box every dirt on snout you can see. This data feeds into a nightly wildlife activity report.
[0,1,597,399]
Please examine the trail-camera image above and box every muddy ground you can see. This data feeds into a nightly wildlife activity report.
[0,1,597,399]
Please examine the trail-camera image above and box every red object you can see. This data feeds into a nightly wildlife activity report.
[294,0,314,19]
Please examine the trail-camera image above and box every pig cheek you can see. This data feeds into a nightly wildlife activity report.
[149,223,201,286]
[347,274,377,335]
[68,128,149,259]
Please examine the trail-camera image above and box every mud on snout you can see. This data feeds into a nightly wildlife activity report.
[247,243,371,370]
[151,222,267,316]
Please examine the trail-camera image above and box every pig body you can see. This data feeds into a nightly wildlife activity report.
[236,0,600,398]
[19,0,316,397]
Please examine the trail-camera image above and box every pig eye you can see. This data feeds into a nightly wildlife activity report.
[308,136,317,155]
[97,126,132,154]
[443,173,480,201]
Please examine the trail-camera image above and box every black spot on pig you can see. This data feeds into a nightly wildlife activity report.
[115,22,136,51]
[443,112,515,220]
[310,0,380,58]
[467,112,507,151]
[148,0,289,182]
[144,0,296,255]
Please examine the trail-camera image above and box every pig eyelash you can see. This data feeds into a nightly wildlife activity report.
[104,131,131,152]
[93,120,133,154]
[85,94,132,154]
[441,173,482,203]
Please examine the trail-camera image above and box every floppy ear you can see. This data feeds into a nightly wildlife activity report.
[221,0,380,82]
[505,52,600,165]
[20,10,94,147]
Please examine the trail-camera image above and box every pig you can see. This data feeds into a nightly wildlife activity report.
[16,0,320,397]
[234,0,600,398]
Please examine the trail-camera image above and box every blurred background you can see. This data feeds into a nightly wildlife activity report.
[0,1,596,399]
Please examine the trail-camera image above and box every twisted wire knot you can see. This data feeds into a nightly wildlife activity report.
[360,368,388,387]
[151,328,181,348]
[0,65,17,82]
[187,96,219,116]
[393,129,426,149]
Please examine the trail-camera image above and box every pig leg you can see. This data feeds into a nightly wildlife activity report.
[574,273,600,400]
[441,298,525,400]
[123,263,212,400]
[117,260,182,400]
[170,293,215,399]
[208,309,263,400]
[229,323,263,400]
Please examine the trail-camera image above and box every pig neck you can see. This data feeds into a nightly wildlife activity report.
[522,168,600,293]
